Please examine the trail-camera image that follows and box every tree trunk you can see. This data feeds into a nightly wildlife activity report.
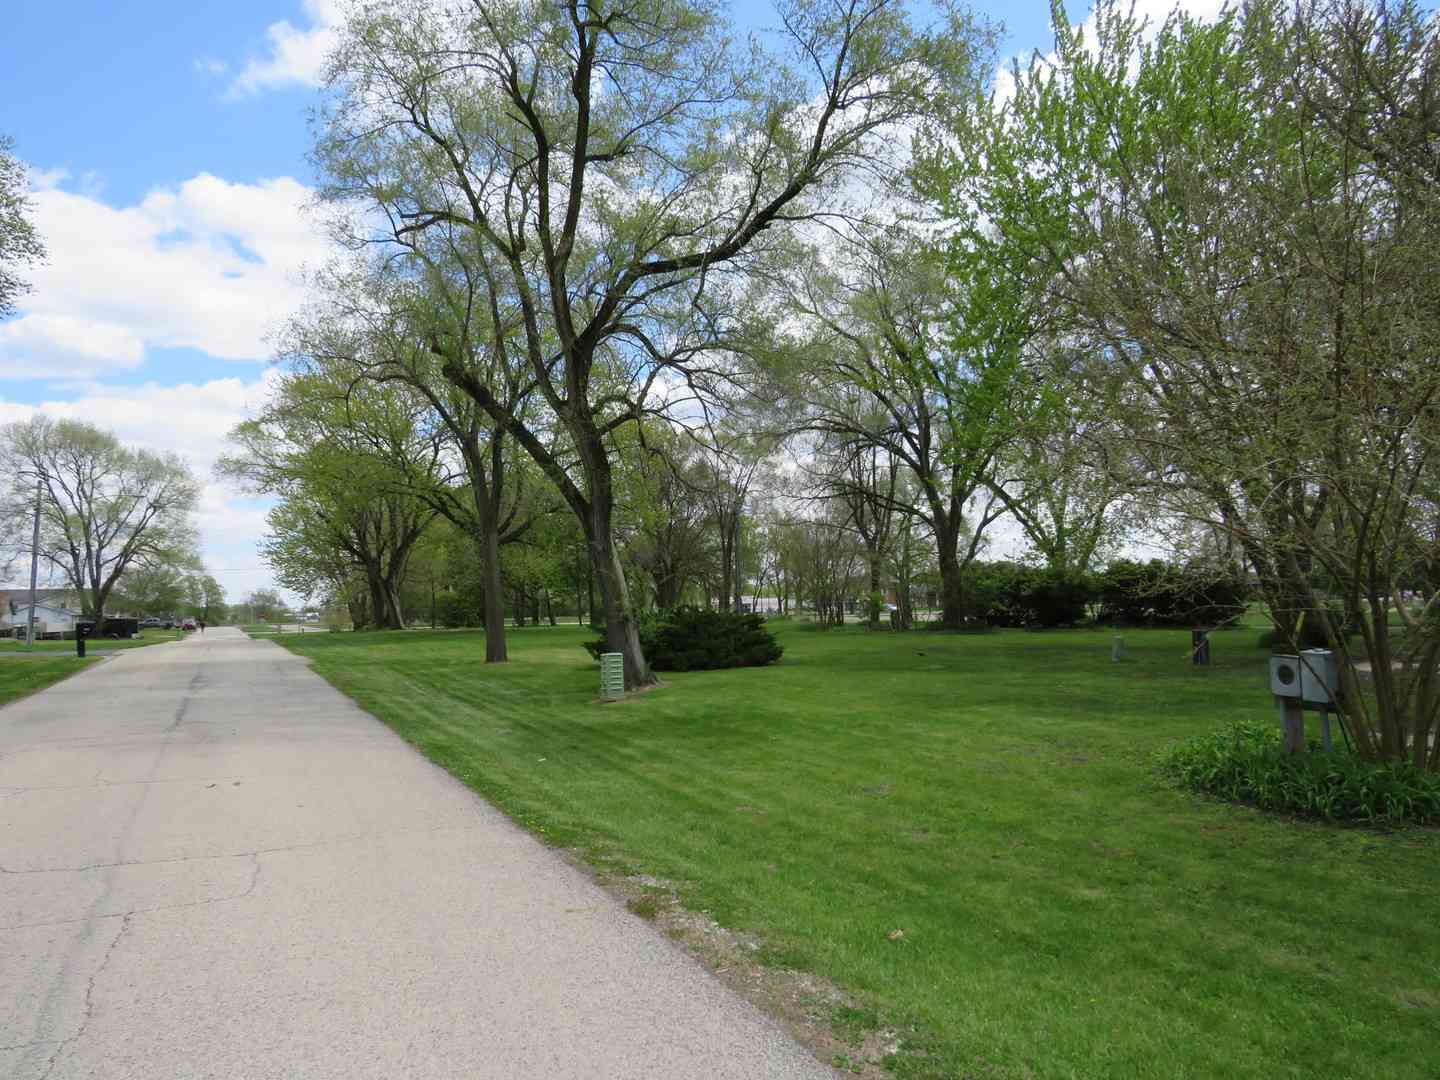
[867,552,883,630]
[586,480,653,689]
[365,565,389,630]
[385,581,405,629]
[347,581,372,630]
[937,547,963,629]
[717,518,735,613]
[732,510,743,613]
[895,524,914,630]
[586,558,596,630]
[656,570,682,611]
[480,527,507,661]
[930,504,965,629]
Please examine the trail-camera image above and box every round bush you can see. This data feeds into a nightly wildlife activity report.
[584,607,783,672]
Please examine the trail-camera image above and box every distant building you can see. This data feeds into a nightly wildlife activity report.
[1,587,79,615]
[3,601,82,638]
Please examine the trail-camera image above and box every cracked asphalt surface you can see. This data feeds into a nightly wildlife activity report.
[1,627,837,1079]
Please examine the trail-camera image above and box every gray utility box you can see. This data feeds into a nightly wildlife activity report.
[1270,655,1301,697]
[600,652,625,701]
[1298,648,1339,705]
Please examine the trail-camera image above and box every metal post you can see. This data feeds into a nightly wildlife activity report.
[1191,628,1211,666]
[1279,697,1306,754]
[25,478,41,649]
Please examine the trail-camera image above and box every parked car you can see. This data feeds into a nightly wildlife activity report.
[181,618,198,631]
[140,617,164,629]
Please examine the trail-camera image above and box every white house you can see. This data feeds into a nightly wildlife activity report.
[3,602,81,638]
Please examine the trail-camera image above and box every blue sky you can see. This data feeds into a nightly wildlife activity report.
[0,0,1140,601]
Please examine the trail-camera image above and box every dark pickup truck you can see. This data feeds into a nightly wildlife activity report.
[77,617,141,640]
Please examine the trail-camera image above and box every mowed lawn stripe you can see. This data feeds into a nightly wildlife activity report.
[0,656,97,707]
[280,625,1440,1079]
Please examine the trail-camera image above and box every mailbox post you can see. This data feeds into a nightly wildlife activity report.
[1269,649,1341,754]
[1269,655,1305,753]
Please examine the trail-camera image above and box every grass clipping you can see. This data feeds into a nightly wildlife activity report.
[591,861,905,1077]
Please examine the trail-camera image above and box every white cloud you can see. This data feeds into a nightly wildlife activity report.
[3,171,331,380]
[27,165,69,190]
[0,375,285,603]
[0,314,145,379]
[229,0,346,97]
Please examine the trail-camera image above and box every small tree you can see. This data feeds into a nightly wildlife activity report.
[0,134,45,319]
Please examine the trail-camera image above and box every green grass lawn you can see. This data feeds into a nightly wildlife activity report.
[240,623,333,637]
[0,656,96,707]
[274,623,1440,1079]
[0,628,186,652]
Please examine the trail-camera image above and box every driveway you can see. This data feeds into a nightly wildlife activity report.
[1,627,835,1079]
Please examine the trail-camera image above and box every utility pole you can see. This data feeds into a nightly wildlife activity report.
[25,477,41,649]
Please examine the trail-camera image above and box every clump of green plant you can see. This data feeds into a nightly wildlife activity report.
[1159,720,1440,825]
[584,607,783,671]
[625,894,662,920]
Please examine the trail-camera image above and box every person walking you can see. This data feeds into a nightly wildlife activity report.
[198,619,206,634]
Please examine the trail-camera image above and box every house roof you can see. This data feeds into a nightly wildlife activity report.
[8,601,77,614]
[1,588,76,614]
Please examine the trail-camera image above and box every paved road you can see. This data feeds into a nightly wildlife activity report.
[1,628,835,1079]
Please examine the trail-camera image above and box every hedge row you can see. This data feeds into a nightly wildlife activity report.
[957,559,1251,628]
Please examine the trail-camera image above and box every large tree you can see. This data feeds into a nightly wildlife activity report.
[781,235,1035,627]
[986,350,1133,579]
[315,0,970,686]
[280,261,541,660]
[115,560,201,617]
[0,416,200,620]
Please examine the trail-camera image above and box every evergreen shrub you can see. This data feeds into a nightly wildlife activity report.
[584,607,783,671]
